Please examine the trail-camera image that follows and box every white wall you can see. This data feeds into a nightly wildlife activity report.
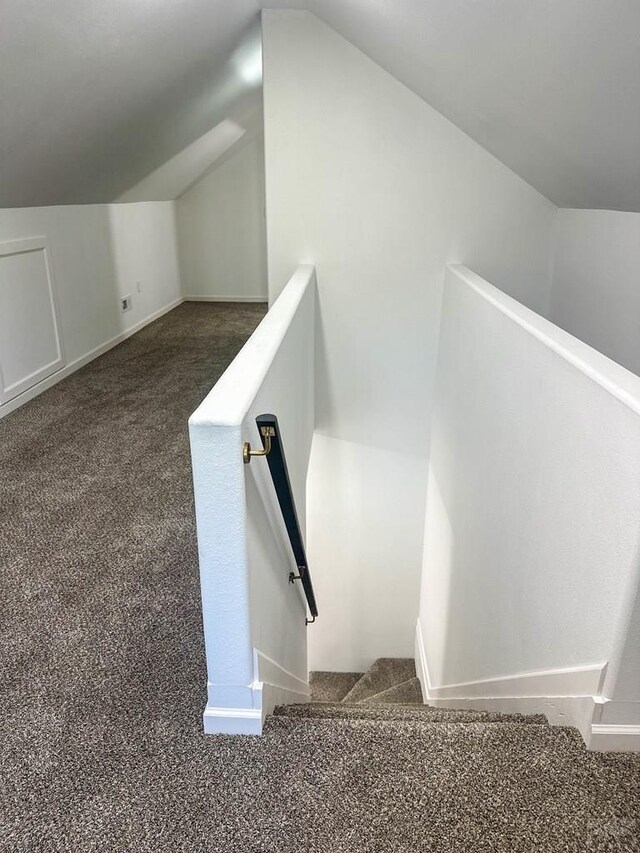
[189,265,315,735]
[0,202,182,417]
[177,136,268,301]
[109,202,182,318]
[262,10,557,671]
[307,435,426,671]
[550,209,640,377]
[418,266,640,749]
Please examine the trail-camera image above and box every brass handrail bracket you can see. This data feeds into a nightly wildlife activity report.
[242,426,275,464]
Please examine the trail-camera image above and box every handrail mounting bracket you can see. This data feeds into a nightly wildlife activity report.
[243,426,275,464]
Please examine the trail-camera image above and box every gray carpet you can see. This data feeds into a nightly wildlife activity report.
[2,305,640,852]
[309,671,363,703]
[341,657,417,704]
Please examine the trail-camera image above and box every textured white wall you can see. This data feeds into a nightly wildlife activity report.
[550,209,640,377]
[262,10,557,671]
[189,266,315,733]
[419,267,640,717]
[0,202,182,417]
[177,136,268,301]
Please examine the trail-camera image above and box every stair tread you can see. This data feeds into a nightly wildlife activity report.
[309,670,363,703]
[235,714,630,852]
[265,714,566,740]
[357,676,423,705]
[341,658,416,703]
[274,702,548,725]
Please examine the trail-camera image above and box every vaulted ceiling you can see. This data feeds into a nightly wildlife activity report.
[2,1,639,210]
[0,0,262,207]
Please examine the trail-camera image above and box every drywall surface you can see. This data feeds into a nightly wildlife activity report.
[189,265,315,734]
[261,0,640,211]
[118,120,246,203]
[419,266,640,715]
[0,203,182,416]
[306,434,427,672]
[108,203,182,317]
[177,136,268,301]
[0,1,262,206]
[550,209,640,377]
[262,10,556,670]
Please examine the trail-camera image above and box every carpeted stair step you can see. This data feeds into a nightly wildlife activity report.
[264,715,563,745]
[309,671,363,703]
[255,715,621,851]
[358,676,423,705]
[341,657,416,704]
[274,702,548,725]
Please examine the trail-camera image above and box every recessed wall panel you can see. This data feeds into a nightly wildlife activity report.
[0,238,64,404]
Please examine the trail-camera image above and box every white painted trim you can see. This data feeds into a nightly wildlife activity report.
[183,295,267,303]
[189,265,315,428]
[588,724,640,752]
[203,705,262,736]
[0,297,183,419]
[0,236,66,404]
[414,617,429,702]
[414,620,640,751]
[427,662,604,700]
[254,647,310,723]
[450,265,640,418]
[202,649,310,737]
[415,620,605,699]
[254,648,310,697]
[261,683,310,717]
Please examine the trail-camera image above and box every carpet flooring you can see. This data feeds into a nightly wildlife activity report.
[2,305,640,852]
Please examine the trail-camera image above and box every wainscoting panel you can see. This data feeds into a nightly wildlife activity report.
[0,237,64,404]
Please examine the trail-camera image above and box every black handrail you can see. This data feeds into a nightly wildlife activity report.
[255,413,318,624]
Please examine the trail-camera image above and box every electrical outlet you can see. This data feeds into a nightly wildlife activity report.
[121,295,133,313]
[136,281,142,294]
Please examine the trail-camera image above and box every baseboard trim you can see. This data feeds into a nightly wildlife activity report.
[414,619,429,702]
[202,650,310,737]
[0,296,183,419]
[0,293,266,418]
[415,619,604,699]
[254,648,310,723]
[183,295,267,303]
[414,620,640,751]
[254,649,310,697]
[588,724,640,752]
[203,705,262,736]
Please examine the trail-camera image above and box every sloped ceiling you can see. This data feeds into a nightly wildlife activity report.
[0,0,262,207]
[262,0,640,211]
[2,1,640,210]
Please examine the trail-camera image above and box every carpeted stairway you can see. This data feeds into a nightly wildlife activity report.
[267,659,640,851]
[1,305,639,851]
[286,658,547,724]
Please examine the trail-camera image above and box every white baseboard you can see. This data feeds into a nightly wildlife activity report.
[254,648,310,723]
[415,621,604,699]
[0,294,268,420]
[585,698,640,751]
[203,705,262,736]
[588,724,640,752]
[0,297,183,419]
[183,295,267,303]
[414,618,429,703]
[415,619,640,752]
[203,649,310,737]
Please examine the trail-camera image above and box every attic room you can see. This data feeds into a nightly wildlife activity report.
[1,2,640,851]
